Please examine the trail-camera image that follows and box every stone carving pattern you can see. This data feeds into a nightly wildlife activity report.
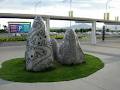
[58,29,84,65]
[50,38,59,60]
[25,16,53,71]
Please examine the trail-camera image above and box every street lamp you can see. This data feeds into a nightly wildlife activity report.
[106,0,112,12]
[68,0,73,17]
[34,0,41,14]
[104,0,112,20]
[68,0,73,28]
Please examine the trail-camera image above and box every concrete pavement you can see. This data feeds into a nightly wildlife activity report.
[0,41,120,90]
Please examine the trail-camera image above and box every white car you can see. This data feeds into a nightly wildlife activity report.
[105,32,112,35]
[86,31,91,34]
[96,32,102,35]
[112,32,118,35]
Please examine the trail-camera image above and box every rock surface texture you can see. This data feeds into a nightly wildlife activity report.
[58,29,84,65]
[25,16,54,71]
[50,38,59,60]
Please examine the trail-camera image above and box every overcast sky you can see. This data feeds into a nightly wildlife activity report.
[0,0,120,28]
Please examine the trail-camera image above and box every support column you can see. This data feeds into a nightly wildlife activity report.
[91,21,96,45]
[45,18,50,40]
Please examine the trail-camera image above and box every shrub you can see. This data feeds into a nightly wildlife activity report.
[0,36,26,42]
[0,35,64,42]
[50,35,64,39]
[0,29,8,33]
[50,29,66,33]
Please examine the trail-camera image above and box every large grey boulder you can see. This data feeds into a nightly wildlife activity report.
[50,38,59,60]
[58,29,84,65]
[25,16,54,71]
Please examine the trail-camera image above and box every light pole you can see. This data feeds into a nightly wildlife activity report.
[104,0,112,20]
[34,0,41,14]
[70,0,72,11]
[69,0,73,28]
[68,0,72,17]
[106,0,112,13]
[104,0,112,35]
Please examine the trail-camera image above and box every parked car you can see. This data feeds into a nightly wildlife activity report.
[96,32,102,35]
[105,32,112,35]
[112,32,118,35]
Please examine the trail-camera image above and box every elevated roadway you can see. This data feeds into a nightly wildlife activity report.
[0,13,120,44]
[0,13,120,24]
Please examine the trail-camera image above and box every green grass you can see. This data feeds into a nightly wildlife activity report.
[0,35,89,42]
[0,35,63,42]
[0,36,26,42]
[50,35,64,39]
[0,54,104,83]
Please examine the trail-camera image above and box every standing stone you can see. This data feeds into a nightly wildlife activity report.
[50,38,59,60]
[58,29,84,65]
[25,16,54,71]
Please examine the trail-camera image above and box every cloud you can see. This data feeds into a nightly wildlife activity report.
[0,0,6,2]
[0,0,67,9]
[0,0,107,10]
[109,0,120,9]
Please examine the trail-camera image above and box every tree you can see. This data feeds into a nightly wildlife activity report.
[3,25,8,31]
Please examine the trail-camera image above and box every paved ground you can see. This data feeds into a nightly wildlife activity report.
[0,41,26,47]
[0,40,120,90]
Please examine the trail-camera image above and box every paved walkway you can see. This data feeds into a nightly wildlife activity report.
[0,41,120,90]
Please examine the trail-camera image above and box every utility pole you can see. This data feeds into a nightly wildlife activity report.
[104,0,112,20]
[69,0,73,29]
[34,0,41,14]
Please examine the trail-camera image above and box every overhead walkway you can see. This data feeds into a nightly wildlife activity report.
[0,13,120,44]
[0,13,120,24]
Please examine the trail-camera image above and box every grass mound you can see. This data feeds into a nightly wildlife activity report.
[0,54,104,83]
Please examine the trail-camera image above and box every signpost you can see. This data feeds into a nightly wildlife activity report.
[102,26,106,42]
[8,22,31,33]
